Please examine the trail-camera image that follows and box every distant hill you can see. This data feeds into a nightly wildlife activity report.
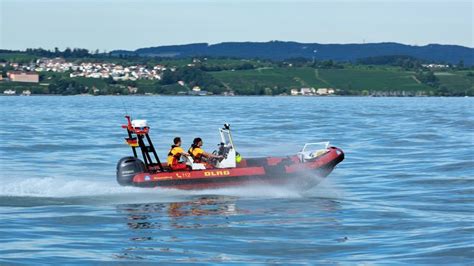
[111,41,474,65]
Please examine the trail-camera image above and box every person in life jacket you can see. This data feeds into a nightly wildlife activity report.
[188,137,223,165]
[167,137,190,171]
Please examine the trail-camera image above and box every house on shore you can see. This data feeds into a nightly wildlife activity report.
[291,87,335,96]
[7,71,39,83]
[3,89,16,95]
[291,87,316,96]
[316,88,335,95]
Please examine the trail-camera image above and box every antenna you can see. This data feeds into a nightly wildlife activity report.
[119,96,129,117]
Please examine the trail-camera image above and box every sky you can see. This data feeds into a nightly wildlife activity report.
[0,0,472,51]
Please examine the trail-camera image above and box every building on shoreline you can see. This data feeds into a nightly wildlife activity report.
[290,87,335,96]
[7,71,39,83]
[3,89,16,95]
[316,88,335,95]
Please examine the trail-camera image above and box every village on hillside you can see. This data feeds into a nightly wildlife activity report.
[0,57,337,96]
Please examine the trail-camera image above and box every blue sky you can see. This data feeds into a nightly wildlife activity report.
[1,0,472,51]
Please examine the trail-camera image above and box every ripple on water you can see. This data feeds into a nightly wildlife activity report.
[0,96,473,264]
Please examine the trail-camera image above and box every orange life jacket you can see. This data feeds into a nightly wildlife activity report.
[167,145,184,165]
[188,145,204,163]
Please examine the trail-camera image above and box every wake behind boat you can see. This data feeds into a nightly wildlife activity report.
[116,116,344,189]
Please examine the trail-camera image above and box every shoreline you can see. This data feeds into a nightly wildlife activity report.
[0,94,470,98]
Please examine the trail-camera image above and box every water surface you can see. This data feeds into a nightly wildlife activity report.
[0,96,473,264]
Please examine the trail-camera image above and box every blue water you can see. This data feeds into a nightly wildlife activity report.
[0,96,473,264]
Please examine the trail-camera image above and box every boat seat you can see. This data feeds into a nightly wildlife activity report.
[182,155,207,170]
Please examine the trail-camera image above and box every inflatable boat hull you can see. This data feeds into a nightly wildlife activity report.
[119,147,344,190]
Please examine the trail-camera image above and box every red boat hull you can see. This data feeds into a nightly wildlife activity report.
[129,147,344,189]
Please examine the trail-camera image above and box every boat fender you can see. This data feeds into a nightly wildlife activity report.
[236,152,242,163]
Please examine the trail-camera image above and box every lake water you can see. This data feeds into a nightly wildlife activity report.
[0,96,473,264]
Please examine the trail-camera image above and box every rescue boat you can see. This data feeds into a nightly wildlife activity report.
[116,116,344,189]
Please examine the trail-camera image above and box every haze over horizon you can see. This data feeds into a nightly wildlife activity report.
[1,0,473,51]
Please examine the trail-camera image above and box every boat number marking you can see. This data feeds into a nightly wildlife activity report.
[151,171,229,181]
[175,172,191,178]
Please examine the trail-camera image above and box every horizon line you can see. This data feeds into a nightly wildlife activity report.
[3,40,473,52]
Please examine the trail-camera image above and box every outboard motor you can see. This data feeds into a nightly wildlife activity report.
[116,156,145,186]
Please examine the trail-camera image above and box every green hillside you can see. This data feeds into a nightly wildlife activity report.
[317,68,429,91]
[435,71,474,94]
[211,66,435,94]
[1,52,473,96]
[0,53,37,63]
[213,67,326,89]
